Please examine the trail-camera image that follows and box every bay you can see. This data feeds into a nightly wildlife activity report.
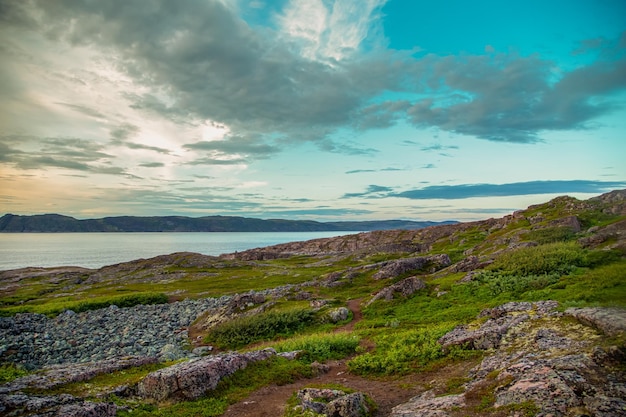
[0,231,359,271]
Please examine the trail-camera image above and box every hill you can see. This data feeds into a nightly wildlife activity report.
[0,189,625,417]
[0,213,454,232]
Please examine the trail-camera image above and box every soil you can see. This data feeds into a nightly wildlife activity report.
[221,298,478,417]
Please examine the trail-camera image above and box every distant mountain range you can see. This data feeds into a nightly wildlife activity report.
[0,213,457,233]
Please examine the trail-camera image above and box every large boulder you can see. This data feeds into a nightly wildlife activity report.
[367,276,426,306]
[372,255,451,280]
[295,388,371,417]
[137,348,276,401]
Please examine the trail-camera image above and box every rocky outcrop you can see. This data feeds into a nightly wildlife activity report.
[395,302,626,417]
[137,348,277,401]
[0,356,156,395]
[367,276,426,306]
[294,388,371,417]
[372,255,451,280]
[438,301,558,352]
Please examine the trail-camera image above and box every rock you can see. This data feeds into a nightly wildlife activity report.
[328,307,350,323]
[137,348,276,401]
[295,388,371,417]
[367,276,426,305]
[566,307,626,336]
[372,255,451,280]
[192,346,213,356]
[390,390,464,417]
[0,393,116,417]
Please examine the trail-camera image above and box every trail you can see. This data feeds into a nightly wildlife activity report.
[221,299,476,417]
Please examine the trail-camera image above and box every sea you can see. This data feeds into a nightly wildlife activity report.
[0,231,360,271]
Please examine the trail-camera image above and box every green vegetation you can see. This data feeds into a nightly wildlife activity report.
[270,332,360,362]
[0,363,29,383]
[0,292,168,317]
[204,308,316,349]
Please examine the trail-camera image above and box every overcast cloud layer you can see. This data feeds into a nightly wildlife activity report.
[0,0,625,220]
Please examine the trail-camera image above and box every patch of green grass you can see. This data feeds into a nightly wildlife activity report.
[0,363,30,383]
[271,332,360,363]
[0,292,168,317]
[204,307,316,349]
[524,226,577,244]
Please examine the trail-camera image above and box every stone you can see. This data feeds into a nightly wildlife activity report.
[390,390,464,417]
[137,348,276,401]
[566,307,626,336]
[367,276,426,305]
[328,307,350,323]
[372,255,451,280]
[295,388,371,417]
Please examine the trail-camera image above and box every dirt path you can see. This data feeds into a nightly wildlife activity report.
[221,299,477,417]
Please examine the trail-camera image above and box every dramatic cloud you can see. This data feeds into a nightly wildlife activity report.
[406,49,626,143]
[393,180,626,200]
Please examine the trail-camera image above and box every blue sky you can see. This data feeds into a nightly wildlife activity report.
[0,0,625,221]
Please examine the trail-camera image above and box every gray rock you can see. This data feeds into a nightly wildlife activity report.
[372,255,451,280]
[566,307,626,336]
[367,276,426,305]
[390,390,464,417]
[328,307,350,323]
[137,348,276,401]
[295,388,371,417]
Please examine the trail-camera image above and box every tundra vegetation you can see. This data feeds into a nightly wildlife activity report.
[0,191,625,416]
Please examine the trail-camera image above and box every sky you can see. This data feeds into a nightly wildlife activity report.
[0,0,625,222]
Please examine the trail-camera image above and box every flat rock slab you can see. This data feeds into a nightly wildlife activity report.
[566,307,626,336]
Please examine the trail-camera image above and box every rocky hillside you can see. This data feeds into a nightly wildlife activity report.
[0,190,625,416]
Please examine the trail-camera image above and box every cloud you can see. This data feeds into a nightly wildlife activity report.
[183,136,279,159]
[342,184,394,198]
[0,135,135,176]
[407,51,626,143]
[345,167,403,174]
[140,162,165,168]
[393,180,626,200]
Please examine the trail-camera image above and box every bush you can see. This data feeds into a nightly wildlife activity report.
[475,272,561,297]
[204,308,315,349]
[347,324,453,375]
[271,332,360,362]
[488,242,587,276]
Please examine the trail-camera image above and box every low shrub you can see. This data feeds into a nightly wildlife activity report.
[204,308,315,349]
[271,332,360,362]
[347,324,453,376]
[488,241,587,276]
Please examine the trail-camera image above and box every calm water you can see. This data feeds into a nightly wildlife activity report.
[0,232,359,271]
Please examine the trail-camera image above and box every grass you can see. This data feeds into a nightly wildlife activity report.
[0,363,30,383]
[0,292,168,317]
[270,332,360,363]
